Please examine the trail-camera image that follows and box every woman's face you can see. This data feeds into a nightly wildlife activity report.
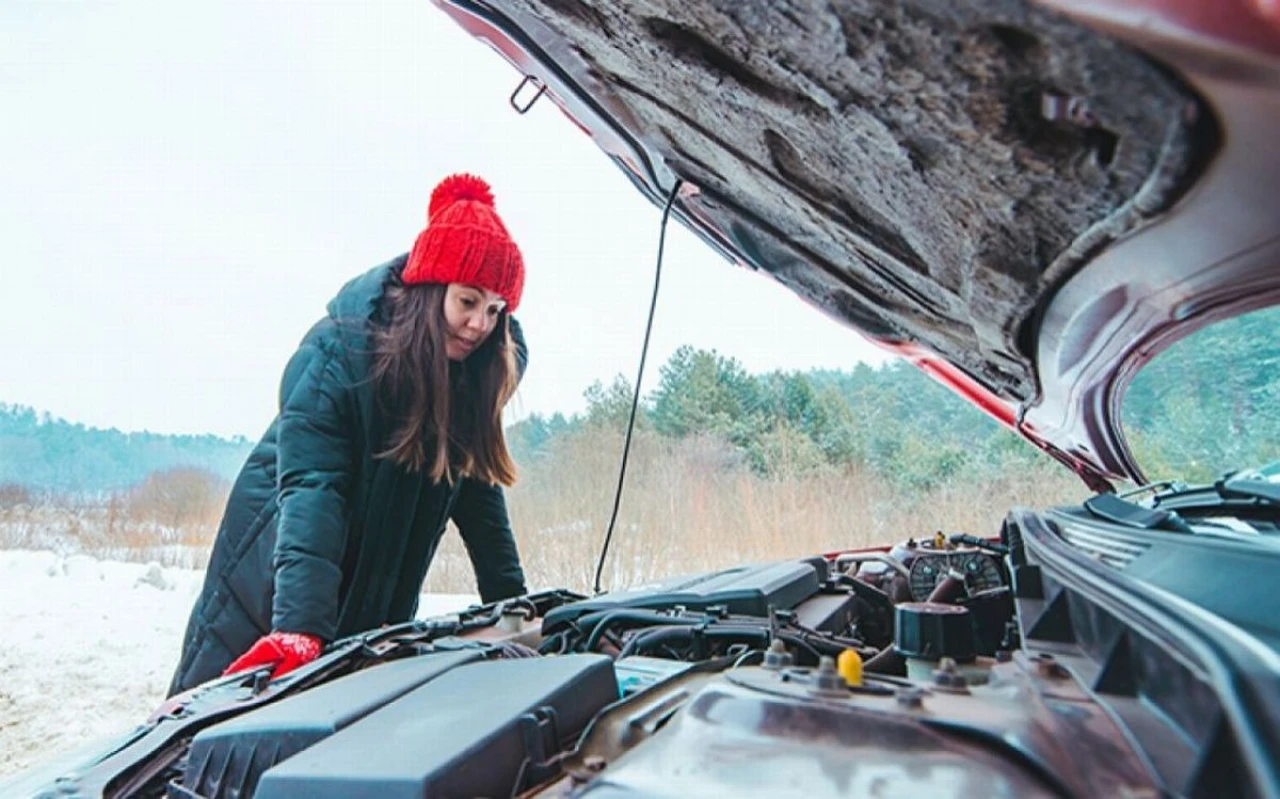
[442,283,506,361]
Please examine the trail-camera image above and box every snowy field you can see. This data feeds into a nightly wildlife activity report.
[0,550,477,780]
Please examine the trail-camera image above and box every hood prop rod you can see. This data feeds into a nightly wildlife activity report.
[593,179,683,595]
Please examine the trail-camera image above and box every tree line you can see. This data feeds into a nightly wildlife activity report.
[509,348,1048,492]
[0,404,253,493]
[2,304,1274,496]
[511,306,1277,488]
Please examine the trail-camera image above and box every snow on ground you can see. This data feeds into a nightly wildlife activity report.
[0,550,477,780]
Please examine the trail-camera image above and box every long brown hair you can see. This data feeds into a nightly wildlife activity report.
[370,279,518,486]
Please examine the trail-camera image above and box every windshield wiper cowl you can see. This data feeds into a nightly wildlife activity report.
[1084,493,1195,533]
[1218,477,1280,504]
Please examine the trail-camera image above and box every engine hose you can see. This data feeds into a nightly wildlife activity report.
[927,576,966,604]
[536,632,567,655]
[581,610,708,652]
[575,608,704,635]
[773,632,822,662]
[455,597,542,635]
[777,631,870,660]
[504,596,539,619]
[780,619,869,648]
[778,619,866,650]
[404,619,461,641]
[619,625,772,659]
[863,647,907,676]
[628,625,772,660]
[459,604,506,632]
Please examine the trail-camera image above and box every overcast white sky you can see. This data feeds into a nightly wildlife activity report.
[0,1,886,439]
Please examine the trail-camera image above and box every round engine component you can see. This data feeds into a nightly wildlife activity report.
[907,556,945,600]
[893,602,976,664]
[907,551,1003,601]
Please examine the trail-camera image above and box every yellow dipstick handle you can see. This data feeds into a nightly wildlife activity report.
[838,648,863,687]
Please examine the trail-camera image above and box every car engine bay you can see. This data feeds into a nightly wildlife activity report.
[31,498,1274,799]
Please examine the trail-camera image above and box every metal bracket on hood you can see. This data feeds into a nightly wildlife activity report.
[510,74,546,114]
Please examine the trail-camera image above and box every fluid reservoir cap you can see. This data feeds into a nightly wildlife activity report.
[894,602,976,663]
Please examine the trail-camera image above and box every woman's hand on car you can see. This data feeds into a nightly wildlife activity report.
[222,631,323,680]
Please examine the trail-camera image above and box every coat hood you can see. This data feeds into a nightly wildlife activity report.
[326,256,406,326]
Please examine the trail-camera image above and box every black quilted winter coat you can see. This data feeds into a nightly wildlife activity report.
[168,257,528,695]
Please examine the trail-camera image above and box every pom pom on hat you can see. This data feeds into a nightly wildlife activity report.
[428,173,496,218]
[403,173,525,312]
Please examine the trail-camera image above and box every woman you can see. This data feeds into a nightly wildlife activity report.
[169,174,530,695]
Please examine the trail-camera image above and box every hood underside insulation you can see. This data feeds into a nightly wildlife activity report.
[503,0,1207,400]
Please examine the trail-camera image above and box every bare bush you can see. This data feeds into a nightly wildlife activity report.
[0,468,230,568]
[0,482,33,510]
[127,467,229,545]
[0,504,35,549]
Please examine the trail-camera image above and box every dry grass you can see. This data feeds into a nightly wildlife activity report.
[424,429,1087,594]
[1,435,1087,595]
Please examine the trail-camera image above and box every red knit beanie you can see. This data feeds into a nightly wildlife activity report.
[402,173,525,312]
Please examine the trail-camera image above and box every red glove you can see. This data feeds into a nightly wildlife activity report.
[223,631,322,680]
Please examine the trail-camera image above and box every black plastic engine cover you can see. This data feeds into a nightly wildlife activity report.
[183,649,485,798]
[543,558,826,634]
[254,654,617,799]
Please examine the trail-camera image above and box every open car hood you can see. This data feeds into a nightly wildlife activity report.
[433,0,1280,488]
